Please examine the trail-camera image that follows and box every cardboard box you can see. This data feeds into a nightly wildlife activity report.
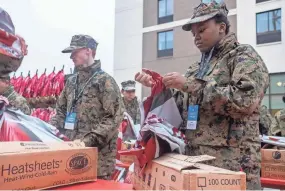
[261,147,285,180]
[261,163,285,179]
[0,142,97,190]
[120,155,136,164]
[261,148,285,164]
[133,153,246,190]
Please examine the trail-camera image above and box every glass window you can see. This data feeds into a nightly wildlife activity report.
[157,30,173,57]
[158,0,173,18]
[158,31,173,50]
[202,0,224,4]
[158,0,166,18]
[269,9,281,31]
[270,73,285,94]
[256,9,282,44]
[256,9,281,34]
[256,12,269,33]
[270,95,285,110]
[166,31,173,49]
[256,0,271,3]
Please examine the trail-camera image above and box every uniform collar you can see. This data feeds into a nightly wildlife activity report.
[76,60,101,82]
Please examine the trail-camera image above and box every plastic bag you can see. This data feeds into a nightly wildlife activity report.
[0,97,69,142]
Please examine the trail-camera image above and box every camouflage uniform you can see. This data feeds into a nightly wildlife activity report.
[174,2,269,190]
[121,80,141,124]
[271,109,285,136]
[50,35,125,179]
[259,105,276,135]
[2,85,31,115]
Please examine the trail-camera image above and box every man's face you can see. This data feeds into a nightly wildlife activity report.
[191,19,225,53]
[70,48,90,67]
[122,90,136,101]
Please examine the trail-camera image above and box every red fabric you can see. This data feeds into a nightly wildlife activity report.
[53,180,133,190]
[117,70,165,168]
[24,73,38,98]
[31,108,56,122]
[33,72,47,97]
[0,120,31,141]
[40,71,55,97]
[141,69,165,119]
[261,178,285,189]
[53,70,65,96]
[18,75,31,96]
[14,75,23,92]
[0,30,17,46]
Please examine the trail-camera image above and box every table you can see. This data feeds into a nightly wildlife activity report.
[54,179,133,190]
[261,177,285,190]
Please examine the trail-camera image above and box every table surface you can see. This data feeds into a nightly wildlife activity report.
[54,179,133,190]
[261,177,285,189]
[53,177,285,190]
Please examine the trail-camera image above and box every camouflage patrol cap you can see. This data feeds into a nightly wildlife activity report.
[62,34,98,53]
[182,1,229,31]
[121,80,136,91]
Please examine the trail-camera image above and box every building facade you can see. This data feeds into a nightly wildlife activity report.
[114,0,285,113]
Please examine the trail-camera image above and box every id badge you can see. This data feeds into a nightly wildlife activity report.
[64,112,77,130]
[187,105,199,130]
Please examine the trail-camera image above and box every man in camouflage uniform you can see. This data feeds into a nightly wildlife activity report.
[270,95,285,136]
[121,80,141,125]
[259,105,276,135]
[0,8,29,114]
[0,83,31,115]
[135,1,269,189]
[50,35,125,179]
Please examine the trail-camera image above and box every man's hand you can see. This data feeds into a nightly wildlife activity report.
[162,72,186,90]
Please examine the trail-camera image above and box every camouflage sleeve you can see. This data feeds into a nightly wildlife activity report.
[135,100,141,125]
[82,77,125,147]
[188,46,269,118]
[49,85,67,129]
[7,92,31,115]
[271,110,285,136]
[172,89,189,128]
[259,105,276,135]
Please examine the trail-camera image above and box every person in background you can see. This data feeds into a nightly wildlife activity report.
[0,8,30,115]
[135,1,269,189]
[0,81,31,115]
[121,80,141,125]
[259,105,276,136]
[270,95,285,137]
[50,34,125,180]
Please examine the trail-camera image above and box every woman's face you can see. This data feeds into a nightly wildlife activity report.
[191,19,226,53]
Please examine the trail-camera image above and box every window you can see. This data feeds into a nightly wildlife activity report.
[256,0,271,3]
[158,0,173,24]
[256,9,281,44]
[157,30,173,57]
[264,73,285,114]
[202,0,224,3]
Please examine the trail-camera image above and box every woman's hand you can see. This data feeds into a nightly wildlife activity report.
[135,69,154,87]
[162,72,186,90]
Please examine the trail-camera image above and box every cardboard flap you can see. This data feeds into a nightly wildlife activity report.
[0,141,86,154]
[183,163,245,175]
[163,153,215,163]
[152,153,215,171]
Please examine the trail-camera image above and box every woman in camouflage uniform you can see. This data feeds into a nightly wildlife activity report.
[135,1,269,190]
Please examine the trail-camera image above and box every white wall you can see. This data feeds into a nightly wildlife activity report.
[237,0,285,73]
[113,0,143,98]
